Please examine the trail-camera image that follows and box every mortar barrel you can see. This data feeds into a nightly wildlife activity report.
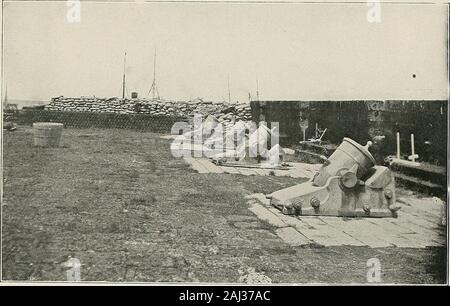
[313,137,376,187]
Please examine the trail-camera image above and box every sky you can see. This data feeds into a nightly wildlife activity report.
[2,1,449,102]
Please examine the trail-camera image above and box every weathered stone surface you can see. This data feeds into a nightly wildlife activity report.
[245,193,270,206]
[248,203,288,228]
[275,227,310,246]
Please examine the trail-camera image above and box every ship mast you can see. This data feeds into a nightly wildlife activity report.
[256,77,260,101]
[148,49,160,100]
[227,75,231,104]
[122,52,127,99]
[4,83,7,104]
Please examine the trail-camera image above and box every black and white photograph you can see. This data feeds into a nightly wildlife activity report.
[0,0,448,288]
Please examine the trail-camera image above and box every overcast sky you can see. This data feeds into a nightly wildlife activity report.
[2,1,448,102]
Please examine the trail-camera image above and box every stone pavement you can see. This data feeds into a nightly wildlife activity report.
[245,193,446,249]
[183,157,446,249]
[183,157,321,178]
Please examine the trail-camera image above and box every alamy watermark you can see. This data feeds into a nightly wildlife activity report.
[366,258,381,283]
[66,1,81,23]
[62,257,81,282]
[366,0,381,23]
[170,114,281,165]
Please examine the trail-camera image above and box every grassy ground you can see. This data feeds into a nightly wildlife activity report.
[2,126,446,283]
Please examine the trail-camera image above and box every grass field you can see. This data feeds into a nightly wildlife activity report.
[1,126,446,283]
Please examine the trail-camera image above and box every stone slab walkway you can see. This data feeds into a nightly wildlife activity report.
[183,157,446,249]
[184,157,320,178]
[245,193,446,249]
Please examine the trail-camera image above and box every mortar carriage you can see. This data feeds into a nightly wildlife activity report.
[268,137,399,218]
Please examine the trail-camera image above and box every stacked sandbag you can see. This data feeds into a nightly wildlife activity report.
[45,96,253,121]
[45,97,135,114]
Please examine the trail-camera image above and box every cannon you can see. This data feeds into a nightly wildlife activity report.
[268,138,399,218]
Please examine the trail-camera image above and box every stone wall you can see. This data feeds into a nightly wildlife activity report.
[250,100,448,165]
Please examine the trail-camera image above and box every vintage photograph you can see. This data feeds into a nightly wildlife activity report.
[0,0,448,286]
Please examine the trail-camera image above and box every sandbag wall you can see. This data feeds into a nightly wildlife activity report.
[46,97,252,125]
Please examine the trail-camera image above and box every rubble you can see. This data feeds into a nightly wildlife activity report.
[45,96,253,123]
